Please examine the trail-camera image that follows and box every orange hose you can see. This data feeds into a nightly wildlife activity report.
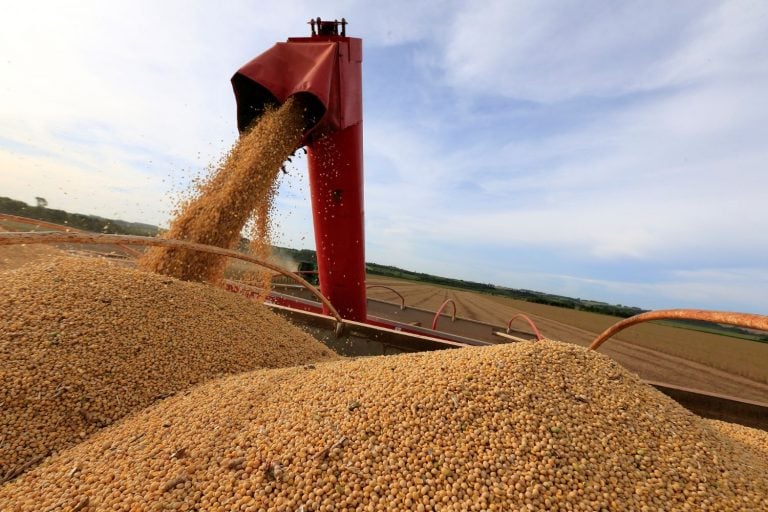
[366,285,406,310]
[0,213,142,257]
[506,314,543,341]
[590,309,768,350]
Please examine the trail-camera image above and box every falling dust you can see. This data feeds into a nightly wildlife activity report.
[138,97,309,287]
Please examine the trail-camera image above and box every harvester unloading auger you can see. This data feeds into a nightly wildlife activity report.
[231,17,366,322]
[0,18,767,430]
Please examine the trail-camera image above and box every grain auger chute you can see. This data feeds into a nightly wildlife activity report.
[231,17,366,322]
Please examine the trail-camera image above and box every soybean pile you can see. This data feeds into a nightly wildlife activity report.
[2,341,765,511]
[0,256,338,481]
[139,97,308,284]
[706,419,768,460]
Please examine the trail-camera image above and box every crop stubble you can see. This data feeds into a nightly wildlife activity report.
[366,276,768,400]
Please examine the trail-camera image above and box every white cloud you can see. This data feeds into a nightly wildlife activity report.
[442,0,768,102]
[651,1,768,88]
[336,0,457,46]
[361,73,768,263]
[565,268,768,314]
[0,0,454,220]
[2,1,767,312]
[0,150,170,223]
[0,1,321,221]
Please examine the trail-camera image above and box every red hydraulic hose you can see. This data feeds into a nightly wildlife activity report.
[366,285,406,310]
[432,299,457,331]
[506,313,543,341]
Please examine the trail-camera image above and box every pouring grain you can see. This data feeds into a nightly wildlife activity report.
[139,97,308,283]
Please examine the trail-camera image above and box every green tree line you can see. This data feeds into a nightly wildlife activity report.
[0,196,159,237]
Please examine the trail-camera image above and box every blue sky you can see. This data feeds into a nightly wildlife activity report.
[1,1,767,313]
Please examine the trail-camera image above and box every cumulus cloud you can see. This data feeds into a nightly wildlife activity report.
[441,0,727,101]
[359,1,768,308]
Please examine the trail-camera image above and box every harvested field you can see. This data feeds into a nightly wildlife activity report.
[0,226,63,271]
[366,276,768,402]
[0,256,338,480]
[1,341,766,511]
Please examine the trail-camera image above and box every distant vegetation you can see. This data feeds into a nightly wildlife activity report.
[0,196,159,237]
[257,248,645,318]
[2,196,764,341]
[271,245,319,266]
[364,262,648,318]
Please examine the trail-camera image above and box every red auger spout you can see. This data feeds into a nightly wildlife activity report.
[231,18,366,321]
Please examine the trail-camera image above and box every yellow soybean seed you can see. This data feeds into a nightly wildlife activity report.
[1,340,765,511]
[0,256,339,479]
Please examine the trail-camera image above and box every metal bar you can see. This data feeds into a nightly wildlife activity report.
[647,380,768,432]
[0,231,343,325]
[493,331,531,343]
[506,313,543,341]
[590,309,768,350]
[431,298,457,331]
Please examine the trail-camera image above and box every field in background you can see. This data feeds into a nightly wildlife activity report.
[3,214,766,402]
[366,275,768,388]
[0,224,65,270]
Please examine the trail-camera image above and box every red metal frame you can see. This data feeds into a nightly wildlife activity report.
[506,314,543,341]
[232,27,366,322]
[432,299,457,331]
[366,285,406,310]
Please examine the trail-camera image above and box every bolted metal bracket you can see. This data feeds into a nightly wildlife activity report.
[309,17,347,37]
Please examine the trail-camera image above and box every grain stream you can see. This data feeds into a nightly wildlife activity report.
[0,256,338,480]
[139,97,307,283]
[2,341,765,511]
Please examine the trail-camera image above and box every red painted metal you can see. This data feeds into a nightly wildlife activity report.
[432,299,457,331]
[506,314,544,341]
[366,285,406,310]
[590,309,768,350]
[307,122,366,321]
[232,35,362,142]
[266,294,325,315]
[232,21,366,322]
